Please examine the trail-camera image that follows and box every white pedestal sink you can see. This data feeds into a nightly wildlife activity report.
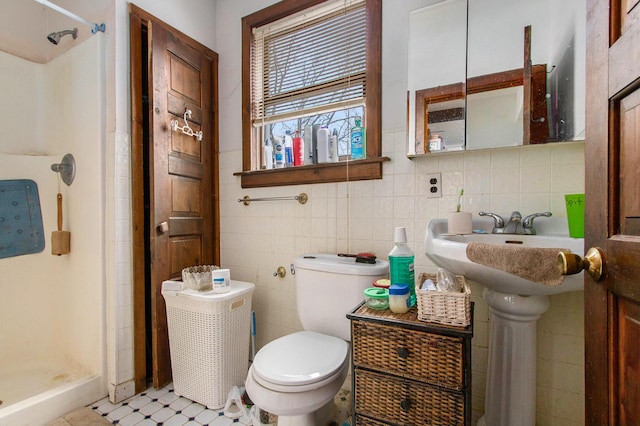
[425,218,584,426]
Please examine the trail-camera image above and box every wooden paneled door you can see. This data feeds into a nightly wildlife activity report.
[130,5,219,391]
[585,0,640,424]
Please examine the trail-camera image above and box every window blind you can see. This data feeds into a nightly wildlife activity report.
[251,0,366,126]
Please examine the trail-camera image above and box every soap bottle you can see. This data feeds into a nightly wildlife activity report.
[388,227,416,306]
[284,130,294,167]
[273,135,285,168]
[350,116,365,160]
[263,136,273,169]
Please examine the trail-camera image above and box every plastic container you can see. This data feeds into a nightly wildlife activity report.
[565,193,585,238]
[331,128,339,162]
[284,130,294,167]
[373,278,391,289]
[388,284,410,314]
[293,131,304,166]
[273,136,285,168]
[263,138,273,169]
[316,126,331,163]
[364,287,389,310]
[389,227,416,306]
[305,124,320,165]
[436,267,462,292]
[350,116,365,160]
[162,280,255,409]
[213,268,231,293]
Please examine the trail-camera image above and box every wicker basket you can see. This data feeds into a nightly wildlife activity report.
[416,273,471,327]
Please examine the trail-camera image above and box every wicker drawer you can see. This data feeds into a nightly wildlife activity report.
[355,369,465,426]
[355,415,391,426]
[352,320,465,390]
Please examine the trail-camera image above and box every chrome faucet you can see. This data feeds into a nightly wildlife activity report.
[479,211,551,234]
[522,211,552,234]
[504,211,522,233]
[478,211,507,233]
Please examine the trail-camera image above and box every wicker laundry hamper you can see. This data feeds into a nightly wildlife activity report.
[162,280,255,409]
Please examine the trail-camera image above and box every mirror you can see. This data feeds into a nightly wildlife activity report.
[407,0,586,155]
[407,0,467,155]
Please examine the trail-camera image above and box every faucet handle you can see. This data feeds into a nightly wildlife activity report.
[522,211,552,228]
[479,211,505,228]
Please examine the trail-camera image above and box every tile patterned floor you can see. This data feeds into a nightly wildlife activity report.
[90,383,352,426]
[90,383,253,426]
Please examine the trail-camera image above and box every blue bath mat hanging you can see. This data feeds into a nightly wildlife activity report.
[0,179,45,259]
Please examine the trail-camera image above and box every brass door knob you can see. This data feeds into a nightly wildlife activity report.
[557,247,605,281]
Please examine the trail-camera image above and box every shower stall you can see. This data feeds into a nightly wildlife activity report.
[0,29,106,425]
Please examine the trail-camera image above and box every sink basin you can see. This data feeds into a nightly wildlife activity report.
[425,217,584,296]
[425,216,585,425]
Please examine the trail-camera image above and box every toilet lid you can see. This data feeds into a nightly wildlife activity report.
[253,331,348,386]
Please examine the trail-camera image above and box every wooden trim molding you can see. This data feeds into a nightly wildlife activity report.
[235,156,390,188]
[414,64,549,152]
[240,0,383,187]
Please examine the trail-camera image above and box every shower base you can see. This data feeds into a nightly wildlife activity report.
[0,357,103,426]
[0,364,89,410]
[0,360,89,409]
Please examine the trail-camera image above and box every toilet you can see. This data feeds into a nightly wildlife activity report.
[245,253,389,425]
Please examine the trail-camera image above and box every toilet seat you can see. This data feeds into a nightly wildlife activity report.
[252,331,348,393]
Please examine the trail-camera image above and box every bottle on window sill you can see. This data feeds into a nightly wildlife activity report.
[351,116,365,160]
[293,131,304,166]
[316,126,331,163]
[263,136,273,170]
[273,136,285,168]
[284,130,294,167]
[331,128,338,162]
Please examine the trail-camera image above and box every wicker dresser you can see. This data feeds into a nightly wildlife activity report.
[347,302,474,425]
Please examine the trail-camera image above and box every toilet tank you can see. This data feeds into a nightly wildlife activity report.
[293,254,389,340]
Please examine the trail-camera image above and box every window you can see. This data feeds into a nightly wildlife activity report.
[238,0,386,188]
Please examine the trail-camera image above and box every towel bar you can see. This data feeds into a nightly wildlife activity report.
[238,192,308,206]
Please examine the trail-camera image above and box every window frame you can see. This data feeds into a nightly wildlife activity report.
[238,0,387,188]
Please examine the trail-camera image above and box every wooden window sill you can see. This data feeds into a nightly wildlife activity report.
[234,157,390,188]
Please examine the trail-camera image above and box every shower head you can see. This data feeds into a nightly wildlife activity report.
[47,28,78,45]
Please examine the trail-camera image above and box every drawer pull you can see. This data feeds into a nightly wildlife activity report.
[400,398,411,411]
[397,347,409,358]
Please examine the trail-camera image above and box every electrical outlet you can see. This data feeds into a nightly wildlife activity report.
[427,173,442,198]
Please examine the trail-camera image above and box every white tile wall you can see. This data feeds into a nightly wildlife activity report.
[219,134,585,425]
[108,130,135,401]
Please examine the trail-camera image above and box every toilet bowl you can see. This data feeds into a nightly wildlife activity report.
[245,331,349,425]
[245,254,389,425]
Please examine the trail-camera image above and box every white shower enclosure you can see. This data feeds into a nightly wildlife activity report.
[0,30,107,425]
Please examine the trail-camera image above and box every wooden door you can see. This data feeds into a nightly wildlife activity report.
[130,6,219,390]
[585,0,640,424]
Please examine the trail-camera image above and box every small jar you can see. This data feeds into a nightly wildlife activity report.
[388,284,410,314]
[364,287,389,310]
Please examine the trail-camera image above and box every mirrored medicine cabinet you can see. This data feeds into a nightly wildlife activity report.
[407,0,586,156]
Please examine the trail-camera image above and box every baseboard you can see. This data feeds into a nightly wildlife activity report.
[109,379,135,403]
